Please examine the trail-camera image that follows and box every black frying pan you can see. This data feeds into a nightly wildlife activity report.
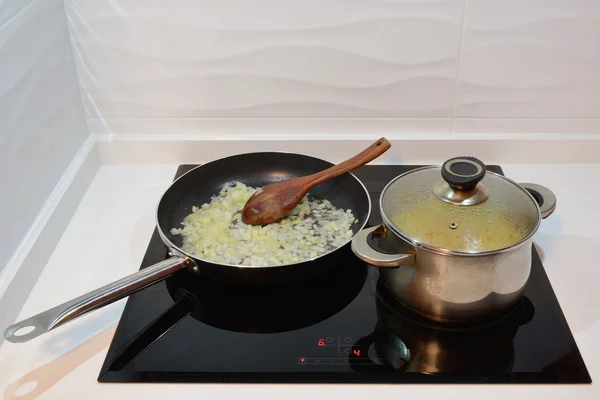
[4,152,371,343]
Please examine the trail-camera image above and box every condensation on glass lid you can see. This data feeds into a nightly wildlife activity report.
[390,196,534,252]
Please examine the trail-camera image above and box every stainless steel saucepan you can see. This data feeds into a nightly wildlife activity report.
[351,156,556,324]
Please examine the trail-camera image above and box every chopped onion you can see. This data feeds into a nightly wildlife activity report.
[171,181,357,266]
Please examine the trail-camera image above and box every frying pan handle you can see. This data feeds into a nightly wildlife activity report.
[3,256,194,343]
[351,225,414,268]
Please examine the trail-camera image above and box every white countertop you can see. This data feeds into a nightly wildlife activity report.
[0,162,599,399]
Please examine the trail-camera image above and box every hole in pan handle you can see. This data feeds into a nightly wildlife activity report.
[3,256,194,343]
[520,183,557,219]
[351,225,415,268]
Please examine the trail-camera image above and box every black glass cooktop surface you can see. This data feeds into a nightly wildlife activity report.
[98,165,591,384]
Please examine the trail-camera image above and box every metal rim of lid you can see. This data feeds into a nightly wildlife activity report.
[378,166,542,256]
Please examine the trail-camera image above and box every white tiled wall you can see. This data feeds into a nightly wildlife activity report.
[457,0,600,118]
[455,0,600,133]
[66,0,465,135]
[0,0,89,274]
[64,0,600,135]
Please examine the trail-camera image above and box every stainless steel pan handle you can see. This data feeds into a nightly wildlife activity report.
[520,183,557,219]
[4,256,194,343]
[351,225,415,268]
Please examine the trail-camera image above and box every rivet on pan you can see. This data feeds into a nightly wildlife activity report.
[192,265,201,275]
[449,222,458,230]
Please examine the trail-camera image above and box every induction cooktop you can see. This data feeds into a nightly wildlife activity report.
[98,164,591,384]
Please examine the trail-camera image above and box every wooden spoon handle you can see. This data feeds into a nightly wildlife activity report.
[308,137,391,186]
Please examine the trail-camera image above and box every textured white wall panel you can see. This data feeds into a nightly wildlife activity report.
[0,0,88,274]
[457,0,600,118]
[66,0,465,123]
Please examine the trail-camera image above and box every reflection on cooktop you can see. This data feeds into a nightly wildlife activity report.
[348,280,536,374]
[374,279,535,333]
[98,164,591,384]
[165,255,368,334]
[108,247,368,371]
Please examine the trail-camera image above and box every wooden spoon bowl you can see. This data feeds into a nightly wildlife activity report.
[242,138,391,225]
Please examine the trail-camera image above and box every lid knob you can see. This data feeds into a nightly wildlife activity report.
[441,156,486,191]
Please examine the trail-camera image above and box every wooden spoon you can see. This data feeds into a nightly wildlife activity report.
[242,137,391,225]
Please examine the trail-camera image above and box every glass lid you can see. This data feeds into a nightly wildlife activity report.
[381,157,541,253]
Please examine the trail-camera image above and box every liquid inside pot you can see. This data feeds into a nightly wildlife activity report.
[391,197,530,252]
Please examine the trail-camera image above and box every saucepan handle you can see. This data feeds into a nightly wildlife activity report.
[351,225,415,268]
[520,183,557,219]
[3,256,194,343]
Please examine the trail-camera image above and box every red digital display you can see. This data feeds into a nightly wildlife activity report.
[318,338,325,346]
[353,350,361,356]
